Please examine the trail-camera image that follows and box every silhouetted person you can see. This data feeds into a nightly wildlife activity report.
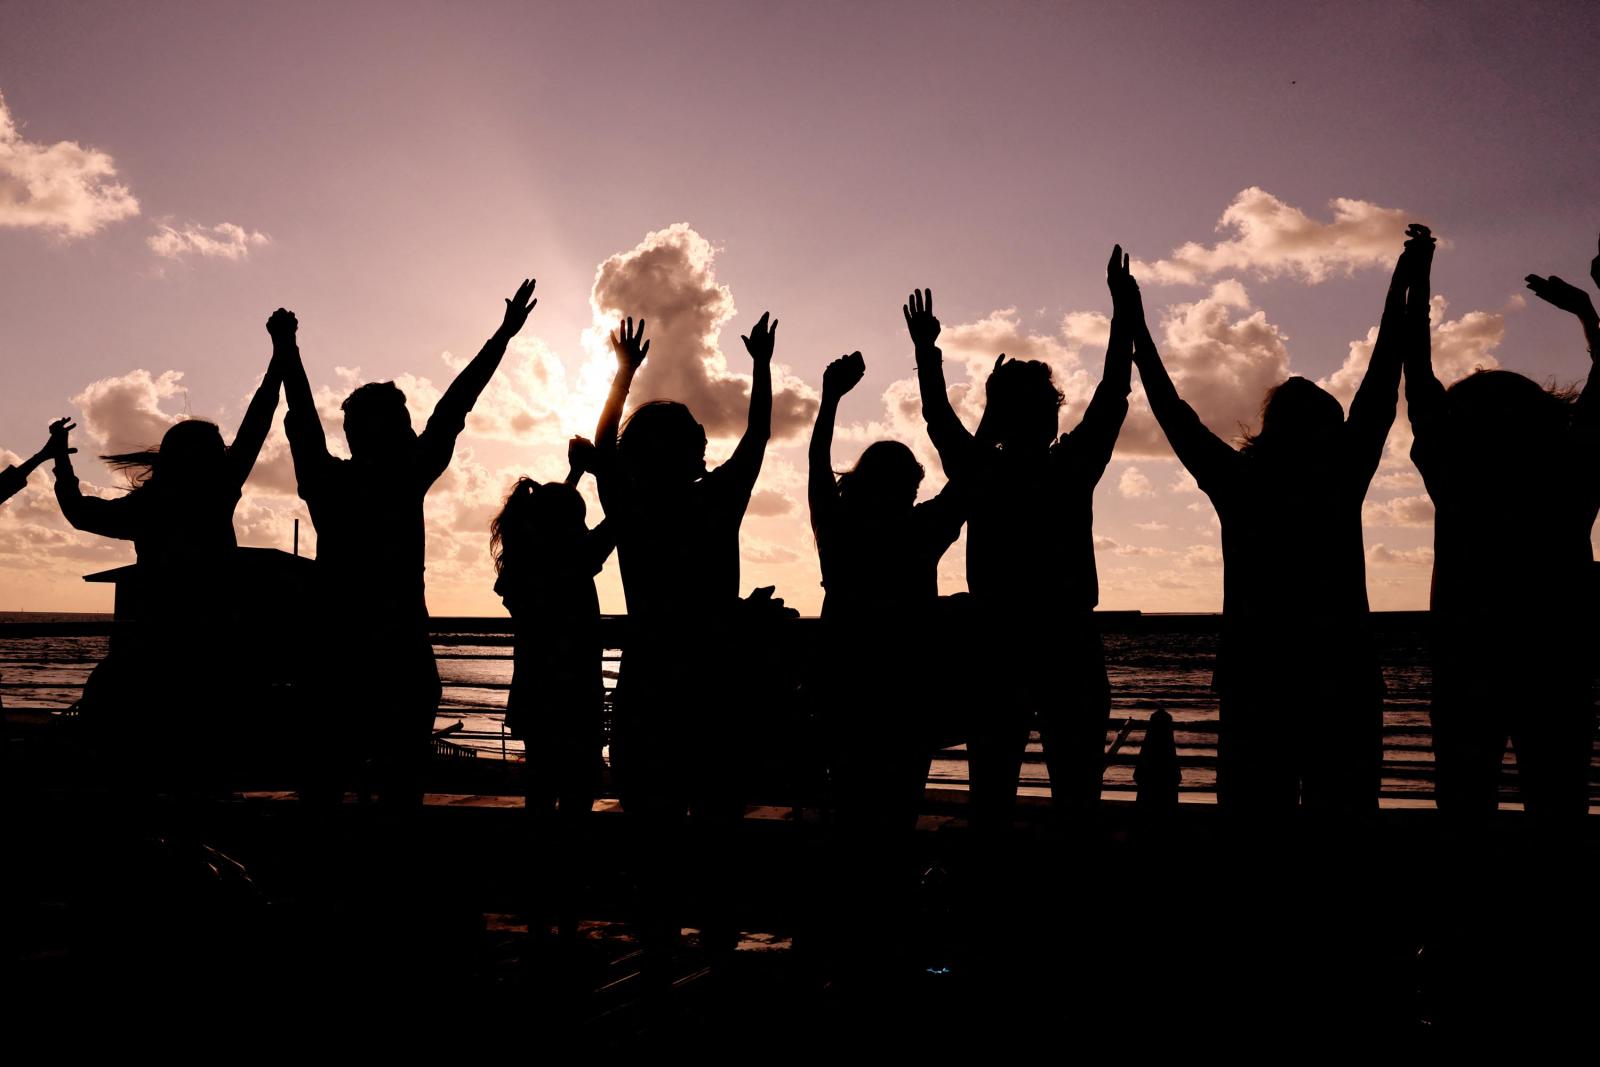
[491,435,615,945]
[592,312,777,984]
[905,253,1131,829]
[272,280,537,806]
[808,350,964,983]
[1126,230,1433,816]
[1408,236,1600,822]
[49,349,283,779]
[2,418,75,507]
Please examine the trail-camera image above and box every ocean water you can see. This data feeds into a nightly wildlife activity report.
[1,612,1589,807]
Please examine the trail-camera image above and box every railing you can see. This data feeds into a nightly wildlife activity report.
[2,611,1596,808]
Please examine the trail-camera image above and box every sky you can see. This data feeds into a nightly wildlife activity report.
[1,0,1597,616]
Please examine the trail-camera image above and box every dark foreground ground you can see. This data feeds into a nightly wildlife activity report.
[4,775,1595,1054]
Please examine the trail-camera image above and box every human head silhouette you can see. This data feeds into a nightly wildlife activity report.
[838,440,925,515]
[341,381,415,460]
[490,477,588,572]
[618,400,707,486]
[984,358,1063,449]
[1240,377,1344,458]
[1444,369,1571,460]
[103,418,227,491]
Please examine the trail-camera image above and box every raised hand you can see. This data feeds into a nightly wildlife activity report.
[822,351,866,398]
[1106,244,1141,315]
[1525,273,1598,323]
[567,435,597,474]
[266,307,298,343]
[1591,232,1599,290]
[44,417,77,461]
[741,311,778,363]
[610,316,650,370]
[1401,223,1436,282]
[499,278,538,337]
[903,289,940,350]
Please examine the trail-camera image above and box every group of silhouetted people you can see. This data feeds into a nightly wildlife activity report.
[3,225,1596,993]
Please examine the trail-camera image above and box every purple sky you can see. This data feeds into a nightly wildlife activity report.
[2,1,1597,614]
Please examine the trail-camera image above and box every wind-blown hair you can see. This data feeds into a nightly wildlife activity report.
[490,476,588,575]
[101,419,227,490]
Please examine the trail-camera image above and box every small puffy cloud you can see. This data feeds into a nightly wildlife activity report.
[1184,544,1223,567]
[148,220,269,261]
[587,223,818,439]
[0,91,140,237]
[1135,521,1169,531]
[1367,543,1434,565]
[748,489,794,517]
[1118,466,1154,498]
[1131,187,1410,286]
[1363,494,1435,527]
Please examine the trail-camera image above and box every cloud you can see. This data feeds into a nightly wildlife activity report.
[70,368,189,453]
[1135,521,1169,531]
[1118,466,1154,498]
[587,223,818,439]
[0,91,140,237]
[1366,543,1434,565]
[1131,187,1411,286]
[748,489,794,517]
[148,220,269,261]
[1183,544,1223,567]
[1363,494,1435,527]
[1114,280,1292,456]
[1094,536,1166,558]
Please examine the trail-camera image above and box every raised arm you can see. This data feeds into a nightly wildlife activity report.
[717,311,776,495]
[48,422,137,540]
[1119,255,1236,489]
[1348,225,1434,477]
[904,289,980,481]
[267,309,334,494]
[3,417,76,505]
[418,277,537,482]
[1524,232,1600,424]
[1064,246,1136,483]
[226,348,284,491]
[594,317,649,514]
[809,351,864,536]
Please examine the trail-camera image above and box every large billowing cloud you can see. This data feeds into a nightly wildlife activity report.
[0,91,140,237]
[148,220,270,261]
[70,368,189,453]
[1131,187,1412,286]
[587,223,818,439]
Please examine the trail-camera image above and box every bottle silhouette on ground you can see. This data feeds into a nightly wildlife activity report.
[47,343,284,785]
[1135,708,1181,816]
[2,418,75,507]
[491,435,615,945]
[1409,235,1600,822]
[807,349,965,984]
[905,252,1131,830]
[1122,229,1435,817]
[272,280,537,806]
[591,312,777,985]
